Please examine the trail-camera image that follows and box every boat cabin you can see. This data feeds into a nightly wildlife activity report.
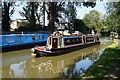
[47,35,62,49]
[46,31,99,49]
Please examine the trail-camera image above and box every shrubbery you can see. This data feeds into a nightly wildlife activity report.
[16,23,48,32]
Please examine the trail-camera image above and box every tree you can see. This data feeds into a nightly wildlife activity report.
[106,2,120,35]
[73,19,89,33]
[45,2,66,32]
[2,2,15,31]
[19,2,96,32]
[64,2,96,23]
[45,2,96,32]
[64,2,77,23]
[83,10,104,34]
[20,2,39,27]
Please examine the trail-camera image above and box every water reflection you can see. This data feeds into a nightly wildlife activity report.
[10,61,26,78]
[2,49,31,78]
[0,54,2,80]
[30,44,109,78]
[2,37,113,78]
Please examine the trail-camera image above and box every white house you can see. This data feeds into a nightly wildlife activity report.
[10,19,28,29]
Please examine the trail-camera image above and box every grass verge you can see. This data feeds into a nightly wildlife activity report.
[81,43,120,79]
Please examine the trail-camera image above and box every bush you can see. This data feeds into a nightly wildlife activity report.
[17,24,48,32]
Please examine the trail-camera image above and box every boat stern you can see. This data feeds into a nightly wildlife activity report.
[31,46,52,57]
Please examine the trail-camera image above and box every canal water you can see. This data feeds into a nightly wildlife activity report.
[1,37,114,78]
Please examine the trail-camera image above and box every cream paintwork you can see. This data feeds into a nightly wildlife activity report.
[58,36,61,48]
[48,36,52,48]
[94,36,97,42]
[48,34,98,49]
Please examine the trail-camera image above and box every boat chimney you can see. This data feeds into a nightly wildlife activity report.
[22,32,23,35]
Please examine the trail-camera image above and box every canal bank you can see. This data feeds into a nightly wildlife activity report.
[81,42,120,79]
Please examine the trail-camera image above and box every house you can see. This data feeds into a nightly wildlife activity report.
[10,19,28,29]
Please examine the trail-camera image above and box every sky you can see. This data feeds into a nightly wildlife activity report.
[11,2,106,20]
[11,2,26,19]
[76,2,106,19]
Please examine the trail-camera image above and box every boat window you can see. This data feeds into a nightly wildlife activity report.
[64,38,82,45]
[42,35,45,39]
[72,39,75,43]
[77,39,79,42]
[67,39,70,43]
[32,36,37,40]
[17,36,22,43]
[6,37,14,43]
[38,36,41,40]
[86,37,94,42]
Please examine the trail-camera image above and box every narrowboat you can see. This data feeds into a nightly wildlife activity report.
[0,34,48,52]
[110,32,119,39]
[31,31,100,57]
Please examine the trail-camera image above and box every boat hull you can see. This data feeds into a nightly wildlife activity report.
[32,41,100,57]
[0,34,48,52]
[1,41,46,52]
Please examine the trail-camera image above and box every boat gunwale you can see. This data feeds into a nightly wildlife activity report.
[35,41,100,54]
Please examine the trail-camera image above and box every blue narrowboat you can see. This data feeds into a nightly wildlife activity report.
[0,34,48,52]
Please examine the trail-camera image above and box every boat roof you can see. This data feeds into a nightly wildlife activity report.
[0,34,47,36]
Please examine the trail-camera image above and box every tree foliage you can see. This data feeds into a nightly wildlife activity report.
[106,2,120,35]
[2,2,15,31]
[73,19,89,33]
[19,2,96,32]
[83,10,104,34]
[45,2,65,32]
[20,2,39,27]
[45,2,96,32]
[17,23,47,32]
